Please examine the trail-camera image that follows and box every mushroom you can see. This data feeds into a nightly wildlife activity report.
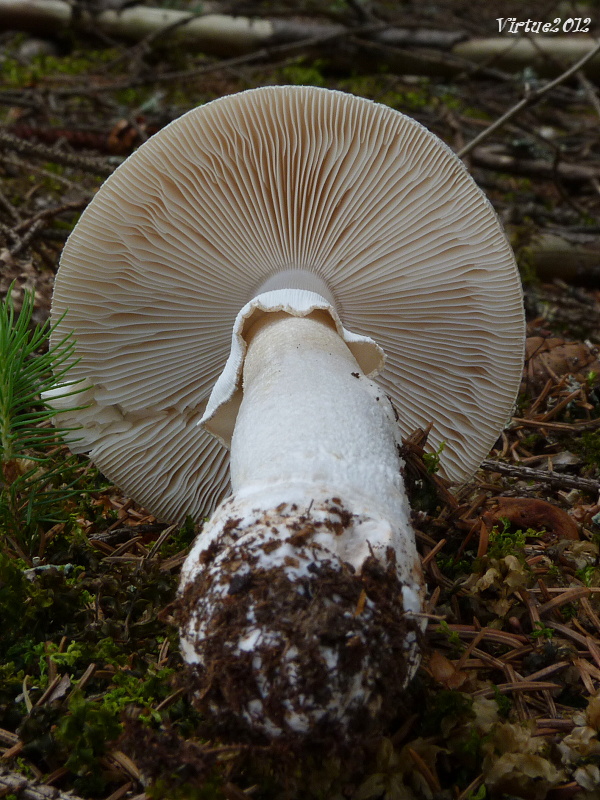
[48,86,525,740]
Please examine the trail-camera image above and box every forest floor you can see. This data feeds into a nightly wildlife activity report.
[1,1,600,799]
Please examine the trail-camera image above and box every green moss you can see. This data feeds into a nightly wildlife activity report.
[436,619,464,652]
[420,689,473,736]
[340,75,432,113]
[486,519,542,560]
[437,554,472,580]
[575,431,600,472]
[515,244,538,284]
[279,59,327,87]
[467,785,487,800]
[159,516,198,558]
[520,433,543,449]
[492,686,512,718]
[0,555,91,665]
[576,564,600,587]
[0,548,185,793]
[1,49,121,88]
[115,87,151,106]
[56,690,123,772]
[530,621,555,640]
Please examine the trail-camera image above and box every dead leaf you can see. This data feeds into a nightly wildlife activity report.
[484,497,579,541]
[483,722,565,799]
[484,751,564,799]
[558,724,600,763]
[586,692,600,731]
[472,696,500,734]
[107,119,144,154]
[428,650,469,690]
[573,763,600,791]
[523,336,600,395]
[46,673,71,704]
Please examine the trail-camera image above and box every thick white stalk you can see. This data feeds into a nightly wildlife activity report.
[231,311,420,584]
[179,309,424,740]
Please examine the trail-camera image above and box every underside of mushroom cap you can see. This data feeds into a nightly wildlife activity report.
[50,85,525,524]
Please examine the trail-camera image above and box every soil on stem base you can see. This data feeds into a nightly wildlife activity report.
[175,498,422,745]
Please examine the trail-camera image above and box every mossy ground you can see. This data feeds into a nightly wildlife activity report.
[2,1,600,798]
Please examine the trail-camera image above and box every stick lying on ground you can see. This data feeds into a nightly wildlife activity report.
[0,0,464,56]
[2,1,599,79]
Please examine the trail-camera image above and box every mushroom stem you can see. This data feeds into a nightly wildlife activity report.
[232,311,415,573]
[178,309,424,739]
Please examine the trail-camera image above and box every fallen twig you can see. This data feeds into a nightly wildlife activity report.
[0,0,465,56]
[455,35,600,78]
[0,186,20,222]
[474,681,563,696]
[480,458,600,494]
[430,624,527,648]
[52,19,389,95]
[0,130,117,176]
[459,39,600,157]
[0,90,44,110]
[14,201,88,235]
[9,219,44,257]
[0,764,86,800]
[538,588,592,616]
[511,417,600,432]
[470,145,600,183]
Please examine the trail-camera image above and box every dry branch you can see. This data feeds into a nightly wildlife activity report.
[470,146,600,183]
[480,459,600,495]
[455,35,600,79]
[0,129,117,176]
[0,764,86,800]
[459,38,600,157]
[513,231,600,286]
[0,0,463,57]
[49,20,389,95]
[3,1,600,83]
[0,0,272,54]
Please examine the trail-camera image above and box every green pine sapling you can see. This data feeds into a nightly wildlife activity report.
[0,286,84,560]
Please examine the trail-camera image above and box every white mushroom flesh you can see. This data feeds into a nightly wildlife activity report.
[179,293,424,737]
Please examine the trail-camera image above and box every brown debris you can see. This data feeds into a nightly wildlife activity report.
[2,2,600,796]
[523,337,600,396]
[119,722,218,789]
[0,764,88,800]
[483,497,579,542]
[175,501,420,746]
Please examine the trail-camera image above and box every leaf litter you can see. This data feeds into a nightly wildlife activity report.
[1,0,600,797]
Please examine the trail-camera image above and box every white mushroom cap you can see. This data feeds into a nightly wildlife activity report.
[50,85,525,523]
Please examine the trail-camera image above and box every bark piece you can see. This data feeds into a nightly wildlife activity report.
[454,36,600,79]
